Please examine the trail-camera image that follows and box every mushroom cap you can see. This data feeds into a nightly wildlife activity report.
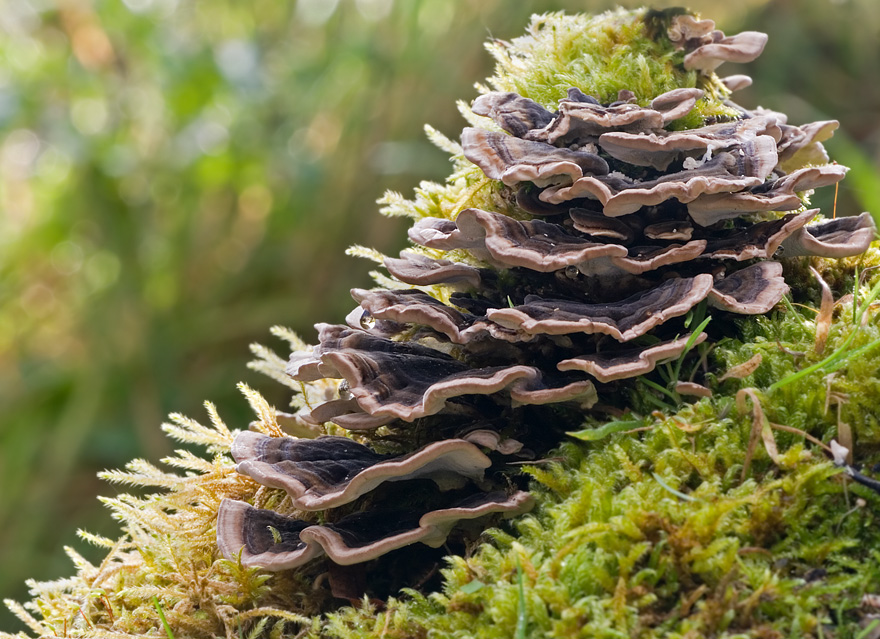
[331,356,538,421]
[287,323,458,382]
[287,342,336,382]
[598,130,721,171]
[667,14,716,45]
[216,499,322,571]
[687,193,803,226]
[462,127,608,187]
[708,261,789,314]
[471,92,555,137]
[609,240,708,275]
[650,88,705,123]
[408,217,478,251]
[290,326,561,421]
[684,31,769,71]
[531,99,663,145]
[384,251,482,288]
[487,274,714,342]
[569,209,638,242]
[525,88,702,146]
[351,288,474,344]
[558,332,708,383]
[686,165,846,225]
[454,208,629,272]
[720,74,753,92]
[643,220,694,241]
[780,212,876,258]
[777,119,839,163]
[540,147,774,215]
[700,209,817,261]
[299,491,534,564]
[217,491,534,570]
[508,375,598,408]
[232,432,492,510]
[597,115,781,171]
[308,399,396,430]
[462,429,524,454]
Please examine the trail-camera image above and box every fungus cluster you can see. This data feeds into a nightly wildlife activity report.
[217,432,532,569]
[217,10,875,578]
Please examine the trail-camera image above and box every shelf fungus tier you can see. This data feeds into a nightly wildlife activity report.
[283,260,796,432]
[217,490,534,570]
[217,431,534,570]
[219,11,877,578]
[231,432,494,511]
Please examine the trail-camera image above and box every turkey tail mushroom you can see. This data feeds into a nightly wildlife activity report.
[217,491,533,570]
[220,8,877,582]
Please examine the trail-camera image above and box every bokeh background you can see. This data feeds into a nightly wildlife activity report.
[1,0,878,630]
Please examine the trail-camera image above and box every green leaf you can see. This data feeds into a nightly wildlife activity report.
[153,597,175,639]
[459,580,485,594]
[515,558,527,639]
[567,419,643,442]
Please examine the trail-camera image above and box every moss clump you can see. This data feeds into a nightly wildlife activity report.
[483,8,693,107]
[480,8,736,127]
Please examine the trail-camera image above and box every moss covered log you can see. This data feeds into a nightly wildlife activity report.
[4,8,880,639]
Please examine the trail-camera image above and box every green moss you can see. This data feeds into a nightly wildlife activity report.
[481,8,738,126]
[484,9,693,107]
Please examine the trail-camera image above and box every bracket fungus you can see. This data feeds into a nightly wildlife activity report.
[217,7,876,592]
[230,432,493,510]
[217,491,533,570]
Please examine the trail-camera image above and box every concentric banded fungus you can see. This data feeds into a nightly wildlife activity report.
[217,491,533,569]
[569,209,637,242]
[780,212,876,258]
[558,333,708,383]
[454,207,629,271]
[219,8,877,586]
[707,262,789,314]
[687,165,848,225]
[217,500,322,571]
[597,116,781,171]
[232,432,492,510]
[683,31,768,72]
[383,251,483,288]
[461,127,608,187]
[700,209,817,260]
[720,74,752,92]
[487,275,714,341]
[540,146,777,215]
[289,324,602,421]
[665,13,768,71]
[524,87,704,146]
[470,92,554,137]
[349,288,474,344]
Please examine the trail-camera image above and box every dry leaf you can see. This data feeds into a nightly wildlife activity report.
[736,388,780,480]
[718,353,762,382]
[810,266,833,354]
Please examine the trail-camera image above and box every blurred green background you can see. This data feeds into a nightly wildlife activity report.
[0,0,878,630]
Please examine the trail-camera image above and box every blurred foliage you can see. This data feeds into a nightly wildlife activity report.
[0,0,877,632]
